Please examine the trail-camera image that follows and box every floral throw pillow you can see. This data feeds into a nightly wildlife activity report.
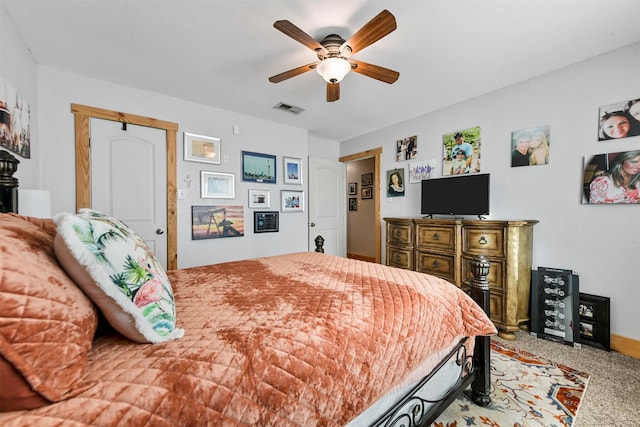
[54,209,183,344]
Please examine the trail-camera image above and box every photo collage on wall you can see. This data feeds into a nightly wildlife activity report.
[582,96,640,205]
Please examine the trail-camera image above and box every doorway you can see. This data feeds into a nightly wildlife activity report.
[339,148,382,264]
[71,104,179,270]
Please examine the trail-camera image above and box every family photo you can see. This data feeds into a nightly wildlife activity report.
[582,150,640,204]
[442,126,482,175]
[598,98,640,141]
[511,125,550,167]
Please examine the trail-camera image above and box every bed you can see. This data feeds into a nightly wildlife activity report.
[0,210,496,426]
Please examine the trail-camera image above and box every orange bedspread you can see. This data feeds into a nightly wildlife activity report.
[0,252,495,426]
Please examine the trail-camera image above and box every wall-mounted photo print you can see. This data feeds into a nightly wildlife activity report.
[511,125,550,167]
[598,98,640,141]
[409,159,436,183]
[442,127,481,175]
[396,135,417,161]
[191,205,244,239]
[0,76,31,158]
[582,149,640,204]
[386,168,405,197]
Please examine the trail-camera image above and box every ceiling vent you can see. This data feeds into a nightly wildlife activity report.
[273,102,305,115]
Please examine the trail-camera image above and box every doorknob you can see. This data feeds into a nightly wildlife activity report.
[156,228,165,235]
[310,223,316,227]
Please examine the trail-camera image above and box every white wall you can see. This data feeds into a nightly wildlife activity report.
[341,42,640,341]
[37,66,313,268]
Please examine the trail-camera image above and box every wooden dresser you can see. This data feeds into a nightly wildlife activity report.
[384,217,538,340]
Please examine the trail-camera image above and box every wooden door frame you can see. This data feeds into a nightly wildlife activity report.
[71,103,179,270]
[339,147,382,264]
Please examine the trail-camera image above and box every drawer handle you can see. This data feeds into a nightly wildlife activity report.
[395,254,401,262]
[395,230,402,237]
[432,232,440,241]
[431,260,440,268]
[478,236,488,245]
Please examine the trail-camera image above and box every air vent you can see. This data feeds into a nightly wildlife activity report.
[273,102,305,115]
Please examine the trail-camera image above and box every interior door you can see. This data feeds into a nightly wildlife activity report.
[90,118,168,267]
[308,156,345,256]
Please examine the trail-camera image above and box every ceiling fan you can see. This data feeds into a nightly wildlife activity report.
[268,9,400,102]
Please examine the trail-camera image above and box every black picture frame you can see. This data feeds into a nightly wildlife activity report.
[242,151,276,184]
[530,266,580,347]
[348,197,357,211]
[361,187,372,200]
[579,293,610,351]
[361,172,373,187]
[348,182,357,195]
[253,211,279,233]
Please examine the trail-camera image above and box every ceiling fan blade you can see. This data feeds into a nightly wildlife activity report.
[350,60,399,84]
[274,20,328,56]
[343,10,397,55]
[268,63,317,83]
[326,82,340,102]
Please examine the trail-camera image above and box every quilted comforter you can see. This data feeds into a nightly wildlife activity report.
[1,252,496,426]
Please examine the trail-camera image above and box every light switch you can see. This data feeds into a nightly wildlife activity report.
[233,125,240,135]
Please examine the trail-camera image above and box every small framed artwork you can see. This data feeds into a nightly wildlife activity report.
[396,135,418,161]
[283,156,303,185]
[348,182,357,195]
[348,197,357,211]
[361,187,372,200]
[184,132,221,164]
[361,173,373,187]
[598,98,640,141]
[248,189,270,208]
[386,168,405,197]
[200,171,235,199]
[281,190,304,212]
[579,293,610,351]
[191,205,244,239]
[242,151,276,183]
[254,211,279,233]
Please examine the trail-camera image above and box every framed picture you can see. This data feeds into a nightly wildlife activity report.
[510,125,551,167]
[386,168,405,197]
[281,190,304,212]
[442,126,482,175]
[248,189,270,208]
[582,150,640,204]
[184,132,221,164]
[361,173,373,187]
[348,197,357,211]
[191,205,244,239]
[530,266,580,347]
[242,151,276,183]
[396,135,417,162]
[409,159,436,183]
[200,171,235,199]
[598,98,640,141]
[579,293,610,351]
[254,211,279,233]
[283,156,303,185]
[348,182,357,195]
[361,187,372,200]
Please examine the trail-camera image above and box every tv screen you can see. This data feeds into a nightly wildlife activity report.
[421,174,490,216]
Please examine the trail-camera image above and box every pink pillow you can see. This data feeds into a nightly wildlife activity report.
[0,213,98,411]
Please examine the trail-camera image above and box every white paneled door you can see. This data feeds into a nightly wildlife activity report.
[307,156,346,256]
[90,118,168,267]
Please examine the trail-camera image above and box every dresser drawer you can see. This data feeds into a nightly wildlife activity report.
[462,226,505,257]
[461,255,505,290]
[415,251,455,282]
[489,290,506,325]
[415,224,456,251]
[386,222,413,246]
[386,245,413,270]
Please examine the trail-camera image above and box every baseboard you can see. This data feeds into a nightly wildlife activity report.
[611,334,640,359]
[347,253,377,263]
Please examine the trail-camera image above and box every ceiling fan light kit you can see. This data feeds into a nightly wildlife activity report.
[269,9,399,102]
[316,57,351,83]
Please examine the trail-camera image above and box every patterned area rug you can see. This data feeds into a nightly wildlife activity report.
[432,341,590,427]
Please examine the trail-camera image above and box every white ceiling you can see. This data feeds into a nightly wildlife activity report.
[4,0,640,142]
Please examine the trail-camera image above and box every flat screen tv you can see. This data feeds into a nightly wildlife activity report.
[421,174,490,217]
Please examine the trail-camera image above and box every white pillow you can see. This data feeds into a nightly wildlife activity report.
[54,209,183,344]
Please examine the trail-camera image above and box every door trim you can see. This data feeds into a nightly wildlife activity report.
[71,103,179,270]
[339,148,382,264]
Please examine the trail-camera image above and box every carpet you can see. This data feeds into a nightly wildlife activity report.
[432,341,590,427]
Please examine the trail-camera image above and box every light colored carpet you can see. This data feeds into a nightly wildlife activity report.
[433,340,589,426]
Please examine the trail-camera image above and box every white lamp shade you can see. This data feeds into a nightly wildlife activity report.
[316,58,351,83]
[18,189,52,218]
